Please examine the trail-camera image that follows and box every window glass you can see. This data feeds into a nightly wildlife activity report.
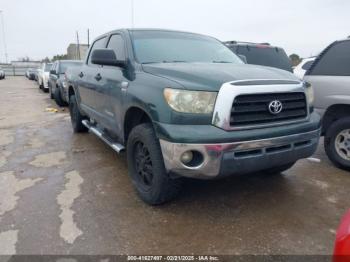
[310,41,350,76]
[50,63,56,72]
[59,62,82,74]
[107,34,126,61]
[302,61,313,71]
[44,63,52,72]
[88,37,107,64]
[131,30,242,64]
[235,45,292,72]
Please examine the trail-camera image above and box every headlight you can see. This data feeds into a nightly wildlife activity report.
[163,88,217,114]
[304,82,314,105]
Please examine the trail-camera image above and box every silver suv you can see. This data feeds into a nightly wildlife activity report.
[304,38,350,171]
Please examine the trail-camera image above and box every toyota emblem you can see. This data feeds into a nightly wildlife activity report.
[268,100,283,115]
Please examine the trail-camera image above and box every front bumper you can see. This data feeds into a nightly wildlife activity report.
[160,128,320,179]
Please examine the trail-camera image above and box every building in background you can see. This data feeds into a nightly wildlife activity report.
[67,44,89,60]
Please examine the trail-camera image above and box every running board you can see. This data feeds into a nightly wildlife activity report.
[82,120,125,153]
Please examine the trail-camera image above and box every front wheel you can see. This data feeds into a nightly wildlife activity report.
[54,87,68,107]
[127,123,182,205]
[69,94,88,133]
[325,117,350,171]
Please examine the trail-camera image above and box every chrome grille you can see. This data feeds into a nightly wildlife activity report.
[230,92,307,126]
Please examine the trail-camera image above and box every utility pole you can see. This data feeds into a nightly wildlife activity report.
[76,31,81,60]
[87,29,90,48]
[0,10,8,64]
[131,0,134,28]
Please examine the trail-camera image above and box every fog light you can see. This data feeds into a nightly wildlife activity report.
[181,151,193,164]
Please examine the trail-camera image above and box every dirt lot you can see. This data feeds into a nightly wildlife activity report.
[0,76,349,255]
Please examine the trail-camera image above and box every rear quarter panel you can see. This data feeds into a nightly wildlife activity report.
[65,67,83,104]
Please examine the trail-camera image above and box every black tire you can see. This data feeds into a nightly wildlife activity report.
[54,87,68,107]
[263,162,296,175]
[69,94,88,133]
[324,117,350,171]
[127,123,182,205]
[49,86,54,99]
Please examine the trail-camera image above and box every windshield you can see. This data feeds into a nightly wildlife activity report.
[131,30,243,64]
[59,62,81,74]
[44,63,52,72]
[233,46,292,72]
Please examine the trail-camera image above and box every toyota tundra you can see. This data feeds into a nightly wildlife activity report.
[66,29,321,205]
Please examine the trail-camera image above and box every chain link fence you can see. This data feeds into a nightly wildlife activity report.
[1,65,36,76]
[1,62,42,76]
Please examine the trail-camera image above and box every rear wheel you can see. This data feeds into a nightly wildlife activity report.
[54,87,68,107]
[69,94,88,133]
[127,123,182,205]
[263,162,295,175]
[325,117,350,171]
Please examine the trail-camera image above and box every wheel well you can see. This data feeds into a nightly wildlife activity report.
[124,107,152,142]
[322,104,350,134]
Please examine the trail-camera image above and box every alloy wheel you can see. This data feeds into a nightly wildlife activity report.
[335,129,350,161]
[134,141,153,190]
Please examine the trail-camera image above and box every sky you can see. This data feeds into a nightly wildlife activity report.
[0,0,349,62]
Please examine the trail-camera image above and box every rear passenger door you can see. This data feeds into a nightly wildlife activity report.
[304,40,350,111]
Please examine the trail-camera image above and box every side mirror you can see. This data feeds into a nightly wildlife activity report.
[91,49,125,67]
[238,54,247,64]
[50,70,56,75]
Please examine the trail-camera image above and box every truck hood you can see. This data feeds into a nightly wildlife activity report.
[142,63,299,91]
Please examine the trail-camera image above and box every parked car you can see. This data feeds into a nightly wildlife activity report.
[304,38,350,171]
[224,41,293,72]
[26,68,36,80]
[66,29,320,205]
[293,57,316,79]
[334,210,350,260]
[37,63,53,91]
[34,68,40,82]
[0,68,5,79]
[48,60,82,106]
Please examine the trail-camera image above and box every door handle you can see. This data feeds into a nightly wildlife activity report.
[95,73,102,81]
[79,72,84,78]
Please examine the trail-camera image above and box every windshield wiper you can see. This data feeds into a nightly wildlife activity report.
[212,61,233,63]
[162,60,187,63]
[141,60,187,64]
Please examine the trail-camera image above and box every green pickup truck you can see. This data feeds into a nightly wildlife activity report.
[66,29,321,205]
